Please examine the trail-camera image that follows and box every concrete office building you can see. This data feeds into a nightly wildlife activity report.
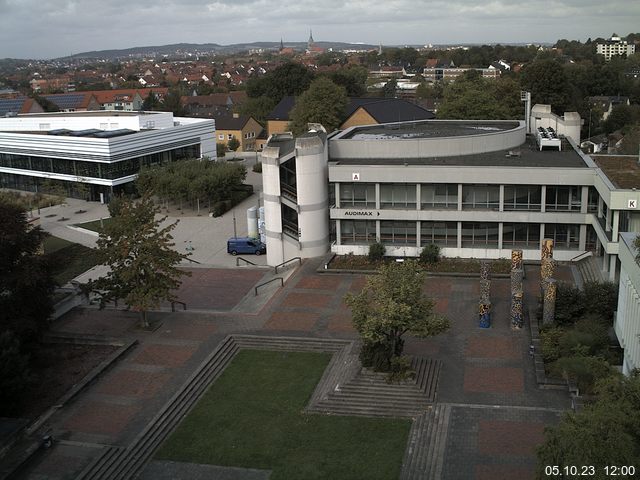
[0,111,215,202]
[614,233,640,375]
[261,107,640,281]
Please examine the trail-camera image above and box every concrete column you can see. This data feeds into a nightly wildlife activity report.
[375,183,380,210]
[539,224,545,249]
[416,221,420,247]
[457,221,462,249]
[612,210,620,240]
[376,220,381,242]
[581,186,589,214]
[606,207,612,232]
[498,223,504,250]
[499,185,505,212]
[579,224,587,251]
[416,184,421,211]
[609,255,617,282]
[602,253,609,272]
[597,197,603,219]
[335,183,340,208]
[335,220,341,246]
[457,184,463,211]
[540,185,546,213]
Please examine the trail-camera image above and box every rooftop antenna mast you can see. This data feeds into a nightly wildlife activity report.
[521,91,531,134]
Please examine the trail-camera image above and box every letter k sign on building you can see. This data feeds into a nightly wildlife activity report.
[352,172,360,181]
[629,199,637,209]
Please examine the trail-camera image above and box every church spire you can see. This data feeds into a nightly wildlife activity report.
[308,29,314,50]
[280,37,284,51]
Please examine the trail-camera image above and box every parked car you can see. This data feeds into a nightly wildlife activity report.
[227,237,266,256]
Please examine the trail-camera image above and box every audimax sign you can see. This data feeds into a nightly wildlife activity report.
[344,211,380,216]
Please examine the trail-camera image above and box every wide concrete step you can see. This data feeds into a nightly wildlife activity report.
[324,394,429,408]
[335,385,431,400]
[312,403,423,418]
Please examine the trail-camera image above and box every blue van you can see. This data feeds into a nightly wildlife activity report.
[227,237,266,256]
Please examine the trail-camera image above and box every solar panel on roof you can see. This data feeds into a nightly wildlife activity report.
[0,98,25,116]
[43,94,85,109]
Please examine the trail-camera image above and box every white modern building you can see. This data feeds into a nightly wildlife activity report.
[596,35,636,61]
[614,233,640,375]
[0,111,215,202]
[261,108,640,281]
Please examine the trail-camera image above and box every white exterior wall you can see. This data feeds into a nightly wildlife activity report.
[530,105,581,144]
[614,233,640,375]
[0,111,175,131]
[261,146,285,266]
[295,135,329,258]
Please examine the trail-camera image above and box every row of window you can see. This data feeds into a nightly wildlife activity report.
[335,183,599,212]
[0,145,200,180]
[340,220,593,250]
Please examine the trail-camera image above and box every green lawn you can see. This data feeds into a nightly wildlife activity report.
[156,350,411,480]
[74,217,113,233]
[43,235,100,285]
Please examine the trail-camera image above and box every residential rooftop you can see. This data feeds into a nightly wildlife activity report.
[592,155,640,189]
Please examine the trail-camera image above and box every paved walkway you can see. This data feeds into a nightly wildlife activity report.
[12,260,573,480]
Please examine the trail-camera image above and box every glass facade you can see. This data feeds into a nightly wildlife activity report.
[380,184,417,209]
[462,185,500,210]
[502,223,540,247]
[380,220,416,245]
[545,186,582,211]
[545,224,580,249]
[420,221,457,246]
[340,183,375,208]
[421,184,457,209]
[461,222,499,248]
[503,185,542,211]
[340,220,376,245]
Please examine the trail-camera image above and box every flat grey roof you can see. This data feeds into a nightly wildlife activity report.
[14,111,155,118]
[342,120,520,140]
[330,137,588,168]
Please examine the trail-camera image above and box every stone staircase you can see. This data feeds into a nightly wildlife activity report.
[575,255,604,285]
[400,404,452,480]
[308,357,442,418]
[75,335,352,480]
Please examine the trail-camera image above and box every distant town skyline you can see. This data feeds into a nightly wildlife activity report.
[1,0,639,59]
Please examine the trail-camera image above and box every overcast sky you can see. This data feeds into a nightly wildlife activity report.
[1,0,639,59]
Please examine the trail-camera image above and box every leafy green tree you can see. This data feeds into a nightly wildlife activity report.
[216,143,226,158]
[0,331,32,416]
[382,79,397,98]
[238,96,276,125]
[158,88,187,116]
[141,90,162,111]
[245,62,315,103]
[227,137,241,152]
[345,260,449,371]
[326,65,369,97]
[603,104,640,134]
[288,77,348,135]
[89,195,190,327]
[0,201,54,344]
[368,242,386,261]
[521,59,572,113]
[536,372,640,478]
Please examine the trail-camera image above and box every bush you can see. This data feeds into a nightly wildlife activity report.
[107,195,126,217]
[211,200,232,217]
[419,244,440,264]
[387,355,416,383]
[582,281,618,323]
[554,283,585,325]
[252,162,262,173]
[0,331,32,416]
[550,355,616,394]
[540,326,565,363]
[216,143,226,158]
[368,242,386,262]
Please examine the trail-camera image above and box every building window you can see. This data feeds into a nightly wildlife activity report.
[218,134,224,140]
[545,186,582,211]
[340,220,376,245]
[503,185,542,211]
[380,184,416,209]
[502,223,540,248]
[545,224,580,249]
[421,184,457,209]
[461,222,499,248]
[227,134,233,140]
[587,186,599,213]
[340,183,375,208]
[462,185,500,210]
[420,221,457,246]
[380,221,416,245]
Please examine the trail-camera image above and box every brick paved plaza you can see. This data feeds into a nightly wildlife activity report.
[14,259,572,480]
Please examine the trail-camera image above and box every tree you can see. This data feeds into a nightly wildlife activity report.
[536,372,640,478]
[227,137,241,152]
[382,79,397,98]
[89,195,191,327]
[141,90,162,111]
[520,59,572,113]
[216,142,226,158]
[345,260,449,371]
[238,96,276,125]
[245,62,315,103]
[0,331,32,415]
[0,201,54,344]
[326,65,369,97]
[288,77,348,135]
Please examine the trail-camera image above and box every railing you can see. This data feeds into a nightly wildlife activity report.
[236,257,258,266]
[254,277,283,296]
[184,256,202,264]
[570,251,592,263]
[274,257,301,274]
[171,300,187,312]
